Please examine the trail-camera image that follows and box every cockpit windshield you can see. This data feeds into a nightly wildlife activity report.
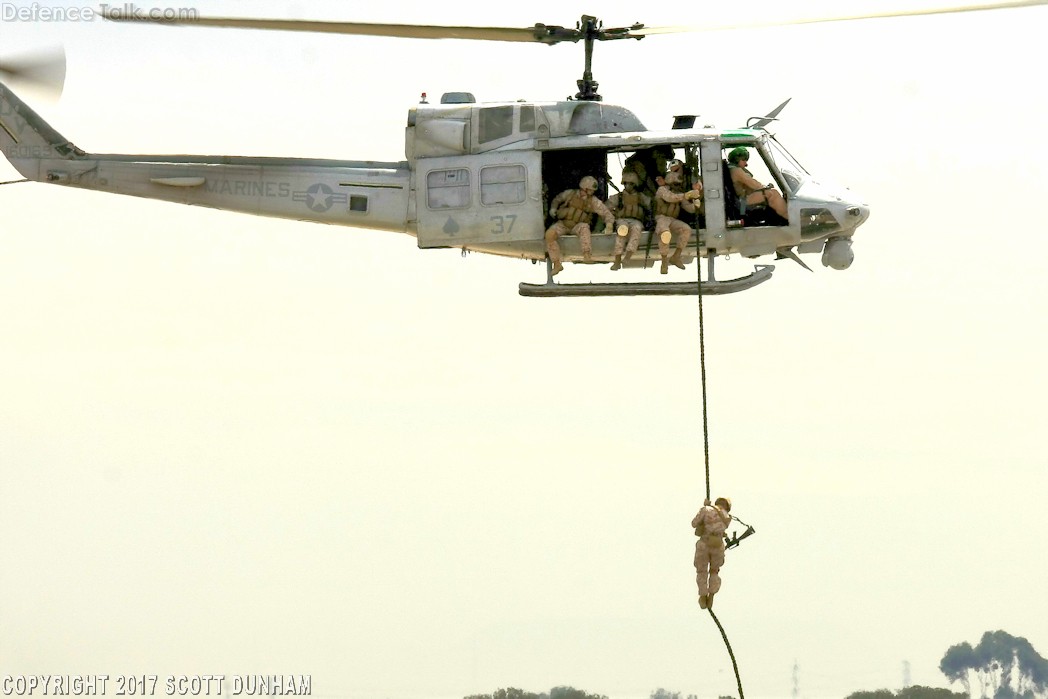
[767,137,809,193]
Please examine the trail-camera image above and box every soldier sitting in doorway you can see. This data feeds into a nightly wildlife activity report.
[545,175,616,277]
[606,171,652,271]
[654,169,701,274]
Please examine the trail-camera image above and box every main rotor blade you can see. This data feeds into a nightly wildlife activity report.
[0,47,65,97]
[101,14,545,42]
[635,0,1048,34]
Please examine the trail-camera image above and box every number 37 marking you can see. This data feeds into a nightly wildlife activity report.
[490,214,517,235]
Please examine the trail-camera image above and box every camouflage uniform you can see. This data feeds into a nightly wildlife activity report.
[654,170,698,274]
[623,145,673,201]
[545,176,615,275]
[692,498,732,609]
[606,172,651,270]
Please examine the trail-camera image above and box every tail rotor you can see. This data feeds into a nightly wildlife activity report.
[0,47,66,98]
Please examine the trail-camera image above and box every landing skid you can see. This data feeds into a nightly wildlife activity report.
[519,259,775,298]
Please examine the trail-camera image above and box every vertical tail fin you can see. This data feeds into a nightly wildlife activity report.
[0,81,82,180]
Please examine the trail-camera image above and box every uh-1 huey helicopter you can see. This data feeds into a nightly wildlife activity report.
[0,1,1043,297]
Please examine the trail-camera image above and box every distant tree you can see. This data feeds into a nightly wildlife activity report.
[845,691,895,699]
[940,631,1048,699]
[550,687,605,699]
[942,642,980,696]
[897,687,968,699]
[845,688,965,699]
[650,689,681,699]
[467,686,610,699]
[465,688,548,699]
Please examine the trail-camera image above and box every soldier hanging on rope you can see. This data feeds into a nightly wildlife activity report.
[692,496,732,610]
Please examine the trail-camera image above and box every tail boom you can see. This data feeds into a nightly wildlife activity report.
[1,81,412,233]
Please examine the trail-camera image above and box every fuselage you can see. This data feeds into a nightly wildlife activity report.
[1,83,868,270]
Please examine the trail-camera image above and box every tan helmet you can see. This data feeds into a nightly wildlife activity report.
[715,496,732,512]
[621,171,640,186]
[579,175,598,191]
[664,169,683,185]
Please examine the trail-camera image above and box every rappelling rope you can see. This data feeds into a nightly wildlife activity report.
[709,608,745,699]
[696,251,710,504]
[696,250,745,699]
[0,178,29,186]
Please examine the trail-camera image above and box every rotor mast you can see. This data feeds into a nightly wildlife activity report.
[532,15,645,101]
[579,16,599,101]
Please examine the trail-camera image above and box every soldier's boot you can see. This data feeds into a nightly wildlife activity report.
[552,261,564,276]
[660,256,669,275]
[611,254,623,271]
[699,595,708,609]
[706,592,715,610]
[669,250,685,270]
[623,250,634,264]
[583,251,593,263]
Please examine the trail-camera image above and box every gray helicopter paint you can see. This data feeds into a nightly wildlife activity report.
[2,80,868,268]
[1,82,413,231]
[415,149,542,248]
[25,155,412,232]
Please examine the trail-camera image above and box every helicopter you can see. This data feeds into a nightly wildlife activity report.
[0,2,1043,297]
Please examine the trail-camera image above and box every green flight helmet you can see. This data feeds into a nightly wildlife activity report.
[728,147,750,165]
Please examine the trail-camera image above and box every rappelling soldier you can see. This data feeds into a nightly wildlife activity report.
[606,171,652,271]
[654,168,701,274]
[692,496,732,610]
[545,175,616,276]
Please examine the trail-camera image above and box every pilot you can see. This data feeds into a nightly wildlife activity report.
[654,168,701,274]
[545,176,615,276]
[606,171,652,271]
[692,496,732,610]
[727,147,788,220]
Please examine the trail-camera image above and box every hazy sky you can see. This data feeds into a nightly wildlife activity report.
[2,2,1047,699]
